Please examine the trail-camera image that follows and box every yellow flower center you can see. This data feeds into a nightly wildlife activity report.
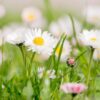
[33,37,44,46]
[90,37,96,42]
[56,46,61,55]
[56,46,65,55]
[28,13,36,21]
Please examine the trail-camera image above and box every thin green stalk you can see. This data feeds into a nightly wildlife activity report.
[86,47,94,86]
[19,45,27,77]
[1,38,4,67]
[28,52,36,78]
[53,34,64,69]
[75,49,87,61]
[55,35,66,75]
[69,15,80,48]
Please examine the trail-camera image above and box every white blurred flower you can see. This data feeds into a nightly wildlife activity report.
[1,23,27,45]
[5,27,29,45]
[21,7,46,28]
[93,49,100,60]
[47,69,56,79]
[85,6,100,26]
[49,16,82,37]
[38,67,45,78]
[55,40,71,61]
[0,5,6,18]
[24,28,56,57]
[79,30,100,49]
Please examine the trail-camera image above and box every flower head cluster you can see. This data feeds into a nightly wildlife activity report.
[24,28,57,57]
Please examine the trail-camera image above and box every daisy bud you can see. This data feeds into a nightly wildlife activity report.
[67,58,75,67]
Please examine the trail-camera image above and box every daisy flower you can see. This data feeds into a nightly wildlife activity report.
[0,4,6,18]
[5,27,29,45]
[55,40,71,61]
[79,30,100,49]
[84,6,100,26]
[49,16,82,37]
[93,49,100,60]
[24,28,56,57]
[60,83,87,94]
[21,7,45,28]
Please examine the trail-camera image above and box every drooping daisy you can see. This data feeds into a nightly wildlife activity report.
[84,6,100,26]
[79,30,100,49]
[55,40,71,61]
[24,28,56,57]
[4,26,29,45]
[49,16,82,37]
[93,49,100,60]
[60,83,87,94]
[21,7,46,28]
[0,4,6,18]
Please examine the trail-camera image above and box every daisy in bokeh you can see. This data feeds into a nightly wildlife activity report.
[0,4,6,18]
[24,28,56,57]
[79,30,100,49]
[21,7,45,28]
[55,40,71,61]
[49,16,82,38]
[84,6,100,26]
[5,27,29,45]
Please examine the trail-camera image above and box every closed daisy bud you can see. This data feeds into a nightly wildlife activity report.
[67,58,75,67]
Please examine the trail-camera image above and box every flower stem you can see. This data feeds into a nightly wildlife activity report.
[19,45,27,77]
[1,38,4,67]
[86,47,94,86]
[28,52,36,78]
[69,15,80,48]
